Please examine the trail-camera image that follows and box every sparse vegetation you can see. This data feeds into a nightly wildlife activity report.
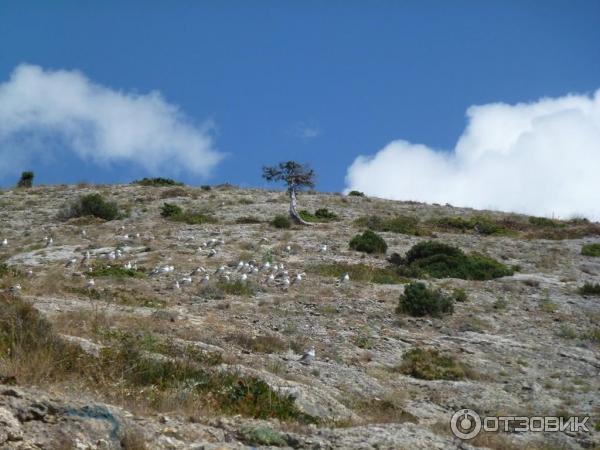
[92,266,146,278]
[349,230,387,254]
[17,171,34,188]
[227,333,287,353]
[240,425,287,446]
[578,282,600,296]
[133,177,183,187]
[431,215,512,236]
[271,214,292,229]
[235,216,262,224]
[396,282,454,317]
[61,193,121,221]
[392,241,513,280]
[348,190,365,197]
[398,347,465,380]
[581,243,600,257]
[217,279,257,297]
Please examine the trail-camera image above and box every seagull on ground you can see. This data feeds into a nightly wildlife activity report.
[1,238,7,246]
[86,279,95,289]
[319,244,327,253]
[298,346,316,365]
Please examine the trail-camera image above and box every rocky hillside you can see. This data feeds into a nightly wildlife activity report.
[0,183,599,450]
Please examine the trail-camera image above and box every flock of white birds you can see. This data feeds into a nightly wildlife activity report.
[1,223,353,364]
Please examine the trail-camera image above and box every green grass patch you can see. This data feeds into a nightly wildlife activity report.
[398,347,466,380]
[92,266,146,278]
[309,263,408,284]
[271,215,291,229]
[354,215,428,236]
[160,202,216,225]
[396,282,454,317]
[431,215,514,236]
[582,243,600,257]
[394,241,513,280]
[298,208,338,223]
[216,280,257,297]
[578,283,600,296]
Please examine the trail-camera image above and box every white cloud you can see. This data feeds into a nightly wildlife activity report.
[0,64,224,179]
[345,89,600,220]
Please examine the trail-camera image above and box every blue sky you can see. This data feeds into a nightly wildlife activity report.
[1,0,599,198]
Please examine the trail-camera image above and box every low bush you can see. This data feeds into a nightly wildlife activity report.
[160,202,216,225]
[578,283,600,296]
[235,216,262,224]
[217,280,257,297]
[398,347,465,380]
[348,190,365,197]
[528,216,563,228]
[349,230,387,254]
[309,263,407,284]
[240,426,287,447]
[396,282,454,317]
[200,185,212,191]
[299,208,339,223]
[226,333,287,353]
[432,215,512,236]
[581,243,600,257]
[17,171,34,188]
[395,241,513,280]
[61,193,121,221]
[271,215,292,229]
[133,177,183,186]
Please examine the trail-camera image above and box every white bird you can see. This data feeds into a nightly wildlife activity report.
[298,346,316,365]
[107,251,116,261]
[65,258,77,267]
[1,238,7,246]
[208,249,217,257]
[252,267,259,274]
[222,274,230,282]
[191,266,206,275]
[10,284,22,293]
[123,261,132,270]
[45,237,53,247]
[86,279,95,289]
[180,276,193,285]
[262,261,271,271]
[292,273,304,284]
[285,245,292,252]
[135,232,141,238]
[319,244,327,253]
[202,275,210,284]
[116,249,123,258]
[26,269,34,278]
[172,280,180,290]
[167,265,175,272]
[282,277,290,289]
[241,273,248,282]
[340,273,350,284]
[81,229,87,236]
[266,274,275,285]
[260,237,269,243]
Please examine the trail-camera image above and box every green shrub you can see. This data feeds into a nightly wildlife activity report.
[396,282,454,317]
[235,216,262,224]
[348,190,365,197]
[578,283,600,296]
[299,208,338,223]
[432,215,510,235]
[398,347,465,380]
[200,185,212,191]
[354,215,426,236]
[452,288,468,302]
[398,241,513,280]
[240,426,287,446]
[309,263,407,284]
[528,216,563,228]
[16,171,34,188]
[349,230,387,254]
[160,202,216,224]
[61,193,121,221]
[160,202,182,217]
[271,215,292,229]
[217,280,257,297]
[133,177,183,186]
[581,243,600,257]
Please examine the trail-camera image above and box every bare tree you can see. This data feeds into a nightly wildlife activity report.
[262,161,315,225]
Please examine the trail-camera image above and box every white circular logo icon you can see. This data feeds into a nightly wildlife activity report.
[450,409,482,439]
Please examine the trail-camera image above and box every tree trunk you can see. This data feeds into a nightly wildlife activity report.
[289,188,313,226]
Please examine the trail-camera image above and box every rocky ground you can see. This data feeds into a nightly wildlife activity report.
[0,183,598,450]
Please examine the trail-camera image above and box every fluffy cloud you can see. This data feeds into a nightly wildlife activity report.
[345,90,600,220]
[0,64,223,179]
